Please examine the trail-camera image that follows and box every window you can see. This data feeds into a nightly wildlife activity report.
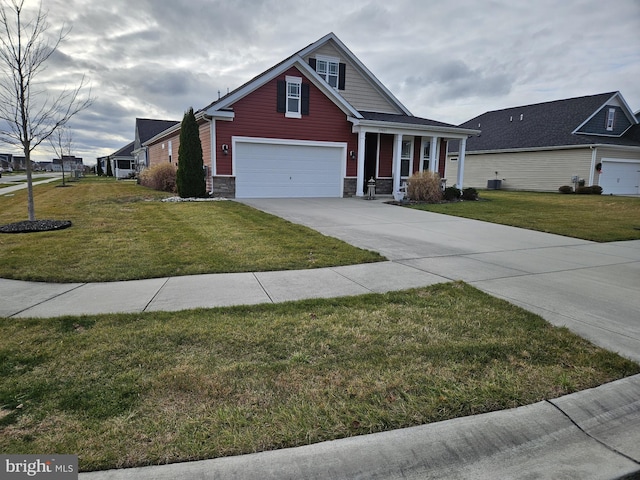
[421,141,430,171]
[286,76,302,118]
[277,77,309,117]
[168,140,173,163]
[316,57,339,88]
[606,108,615,131]
[401,139,412,177]
[309,56,345,90]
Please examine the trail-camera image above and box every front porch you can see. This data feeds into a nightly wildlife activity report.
[349,113,479,197]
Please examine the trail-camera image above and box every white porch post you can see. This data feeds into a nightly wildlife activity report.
[356,129,366,197]
[429,136,438,173]
[456,137,467,188]
[393,134,403,194]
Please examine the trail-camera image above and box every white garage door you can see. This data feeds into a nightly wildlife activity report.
[600,160,640,195]
[235,140,345,198]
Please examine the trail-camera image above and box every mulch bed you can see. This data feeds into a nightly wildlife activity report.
[0,220,72,233]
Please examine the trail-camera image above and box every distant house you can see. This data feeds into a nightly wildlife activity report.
[132,118,179,172]
[447,92,640,195]
[144,32,478,198]
[52,155,84,173]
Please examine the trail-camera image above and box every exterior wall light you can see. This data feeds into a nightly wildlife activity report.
[222,144,229,155]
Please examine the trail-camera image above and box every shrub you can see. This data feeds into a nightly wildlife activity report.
[139,163,177,193]
[558,185,574,194]
[176,107,207,198]
[461,187,478,201]
[575,185,603,195]
[407,171,443,203]
[443,186,461,201]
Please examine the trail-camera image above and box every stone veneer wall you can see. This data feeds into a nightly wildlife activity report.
[212,176,236,198]
[343,178,357,197]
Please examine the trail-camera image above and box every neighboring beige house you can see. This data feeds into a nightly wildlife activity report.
[447,92,640,195]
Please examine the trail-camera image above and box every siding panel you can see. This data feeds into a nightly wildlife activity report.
[216,66,358,177]
[305,44,402,114]
[446,148,594,191]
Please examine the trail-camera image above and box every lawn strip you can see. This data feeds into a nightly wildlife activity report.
[408,190,640,242]
[1,283,637,471]
[0,177,383,282]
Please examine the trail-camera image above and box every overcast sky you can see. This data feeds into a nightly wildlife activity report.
[3,0,639,165]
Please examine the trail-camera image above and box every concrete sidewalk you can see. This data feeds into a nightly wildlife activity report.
[3,196,640,479]
[0,173,62,195]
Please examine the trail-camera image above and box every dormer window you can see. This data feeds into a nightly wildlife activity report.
[308,56,346,90]
[606,108,615,131]
[316,56,339,88]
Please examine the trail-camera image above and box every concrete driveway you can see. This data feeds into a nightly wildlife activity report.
[239,197,640,364]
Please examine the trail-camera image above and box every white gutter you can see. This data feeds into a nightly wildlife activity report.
[349,117,480,138]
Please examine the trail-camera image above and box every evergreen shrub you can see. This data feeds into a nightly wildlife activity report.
[443,186,461,201]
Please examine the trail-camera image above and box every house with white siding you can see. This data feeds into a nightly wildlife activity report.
[447,92,640,195]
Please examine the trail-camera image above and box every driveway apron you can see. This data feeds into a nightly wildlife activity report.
[239,197,640,364]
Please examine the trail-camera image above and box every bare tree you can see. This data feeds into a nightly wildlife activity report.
[0,0,91,220]
[49,124,72,187]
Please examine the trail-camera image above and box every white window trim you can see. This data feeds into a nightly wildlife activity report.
[315,55,340,89]
[285,75,302,119]
[606,108,615,131]
[400,138,413,178]
[420,139,430,172]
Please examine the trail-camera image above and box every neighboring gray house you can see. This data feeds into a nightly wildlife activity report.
[447,92,640,194]
[132,118,179,172]
[97,142,134,178]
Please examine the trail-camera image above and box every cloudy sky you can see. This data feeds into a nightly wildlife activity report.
[3,0,639,165]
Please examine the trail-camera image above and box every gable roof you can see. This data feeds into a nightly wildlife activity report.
[296,33,411,116]
[202,32,410,119]
[112,141,134,157]
[451,92,640,153]
[136,118,179,146]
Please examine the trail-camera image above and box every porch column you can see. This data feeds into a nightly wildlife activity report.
[393,134,403,194]
[356,129,366,196]
[429,136,438,173]
[456,137,467,188]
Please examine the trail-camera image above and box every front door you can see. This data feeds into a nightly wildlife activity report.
[364,133,378,182]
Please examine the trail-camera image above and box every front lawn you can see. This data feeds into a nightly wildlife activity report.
[1,283,637,471]
[409,190,640,242]
[0,177,383,282]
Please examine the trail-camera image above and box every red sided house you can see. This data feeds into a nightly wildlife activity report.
[145,33,479,198]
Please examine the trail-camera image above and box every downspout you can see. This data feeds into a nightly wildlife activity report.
[588,145,597,186]
[203,115,215,195]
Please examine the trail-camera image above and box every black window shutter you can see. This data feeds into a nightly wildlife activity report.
[301,83,310,115]
[309,58,317,70]
[276,80,286,113]
[338,63,346,90]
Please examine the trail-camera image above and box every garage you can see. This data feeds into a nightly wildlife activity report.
[600,159,640,195]
[234,139,346,198]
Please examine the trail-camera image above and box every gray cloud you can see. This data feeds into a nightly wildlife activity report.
[4,0,639,164]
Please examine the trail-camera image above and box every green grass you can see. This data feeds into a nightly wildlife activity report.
[1,283,637,471]
[409,190,640,242]
[0,177,383,282]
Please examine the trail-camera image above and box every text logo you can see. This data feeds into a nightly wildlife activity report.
[1,455,78,479]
